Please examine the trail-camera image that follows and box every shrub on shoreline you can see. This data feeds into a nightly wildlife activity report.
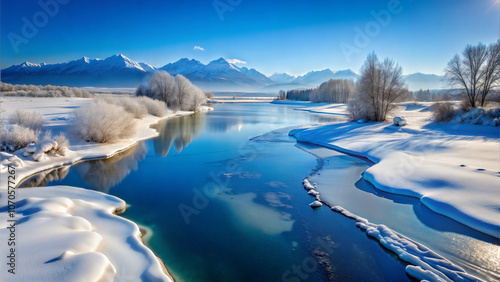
[136,71,207,111]
[0,125,40,152]
[136,96,168,117]
[1,82,93,98]
[100,96,148,119]
[71,100,137,143]
[9,109,44,130]
[432,103,500,126]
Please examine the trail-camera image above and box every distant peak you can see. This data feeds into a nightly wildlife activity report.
[21,61,39,67]
[79,56,91,63]
[334,69,357,75]
[213,57,228,63]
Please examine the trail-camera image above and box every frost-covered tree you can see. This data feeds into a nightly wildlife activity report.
[138,71,206,111]
[445,40,500,108]
[348,52,407,121]
[176,74,206,111]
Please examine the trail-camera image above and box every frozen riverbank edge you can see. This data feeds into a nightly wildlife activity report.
[296,149,485,282]
[0,98,213,281]
[275,100,500,239]
[255,124,491,281]
[272,101,499,280]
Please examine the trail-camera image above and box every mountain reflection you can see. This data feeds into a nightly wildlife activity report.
[153,113,205,156]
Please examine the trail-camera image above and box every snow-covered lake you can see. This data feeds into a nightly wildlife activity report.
[19,103,499,281]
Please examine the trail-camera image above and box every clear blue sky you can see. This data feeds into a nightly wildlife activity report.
[1,0,498,76]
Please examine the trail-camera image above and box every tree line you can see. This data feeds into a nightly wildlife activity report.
[280,39,499,122]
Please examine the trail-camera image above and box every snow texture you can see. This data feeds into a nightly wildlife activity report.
[289,102,500,238]
[0,97,190,281]
[331,205,483,282]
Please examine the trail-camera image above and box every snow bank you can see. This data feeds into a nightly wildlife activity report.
[0,186,171,281]
[289,103,500,239]
[330,205,482,281]
[0,97,190,281]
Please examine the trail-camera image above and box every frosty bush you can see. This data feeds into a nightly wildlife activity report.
[136,96,168,117]
[9,109,44,130]
[0,82,93,98]
[176,74,207,111]
[71,100,137,143]
[1,125,40,152]
[54,133,70,156]
[100,96,148,119]
[137,71,207,111]
[431,103,455,122]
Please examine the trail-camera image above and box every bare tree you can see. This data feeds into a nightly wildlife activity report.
[479,40,500,106]
[445,42,499,108]
[348,52,407,121]
[277,90,286,100]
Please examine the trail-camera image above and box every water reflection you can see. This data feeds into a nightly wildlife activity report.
[20,166,70,188]
[74,142,147,192]
[152,113,205,156]
[19,142,147,193]
[207,116,243,133]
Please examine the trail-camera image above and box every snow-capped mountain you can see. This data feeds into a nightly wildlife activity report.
[403,73,445,91]
[289,69,359,86]
[160,58,204,75]
[1,54,445,91]
[269,73,296,84]
[160,57,273,90]
[1,54,154,87]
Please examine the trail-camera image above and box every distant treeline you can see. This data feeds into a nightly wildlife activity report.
[280,79,500,104]
[0,82,94,98]
[280,79,356,103]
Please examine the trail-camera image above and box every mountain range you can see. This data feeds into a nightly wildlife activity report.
[1,54,445,91]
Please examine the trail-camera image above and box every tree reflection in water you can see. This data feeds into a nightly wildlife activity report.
[19,142,148,193]
[19,114,206,191]
[152,113,205,157]
[74,142,148,193]
[20,166,71,188]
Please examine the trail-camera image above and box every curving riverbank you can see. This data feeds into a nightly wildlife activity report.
[285,102,500,239]
[294,143,496,281]
[0,97,208,281]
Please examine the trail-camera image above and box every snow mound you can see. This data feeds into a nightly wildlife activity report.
[393,117,407,126]
[0,186,172,281]
[307,189,320,196]
[302,178,316,190]
[1,152,24,168]
[331,206,482,282]
[310,201,323,208]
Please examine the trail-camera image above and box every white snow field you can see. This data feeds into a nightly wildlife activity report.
[288,102,500,239]
[0,97,192,281]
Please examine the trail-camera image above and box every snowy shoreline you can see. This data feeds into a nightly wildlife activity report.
[0,97,206,281]
[294,145,490,281]
[285,102,500,239]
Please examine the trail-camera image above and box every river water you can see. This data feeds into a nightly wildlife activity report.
[19,103,498,281]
